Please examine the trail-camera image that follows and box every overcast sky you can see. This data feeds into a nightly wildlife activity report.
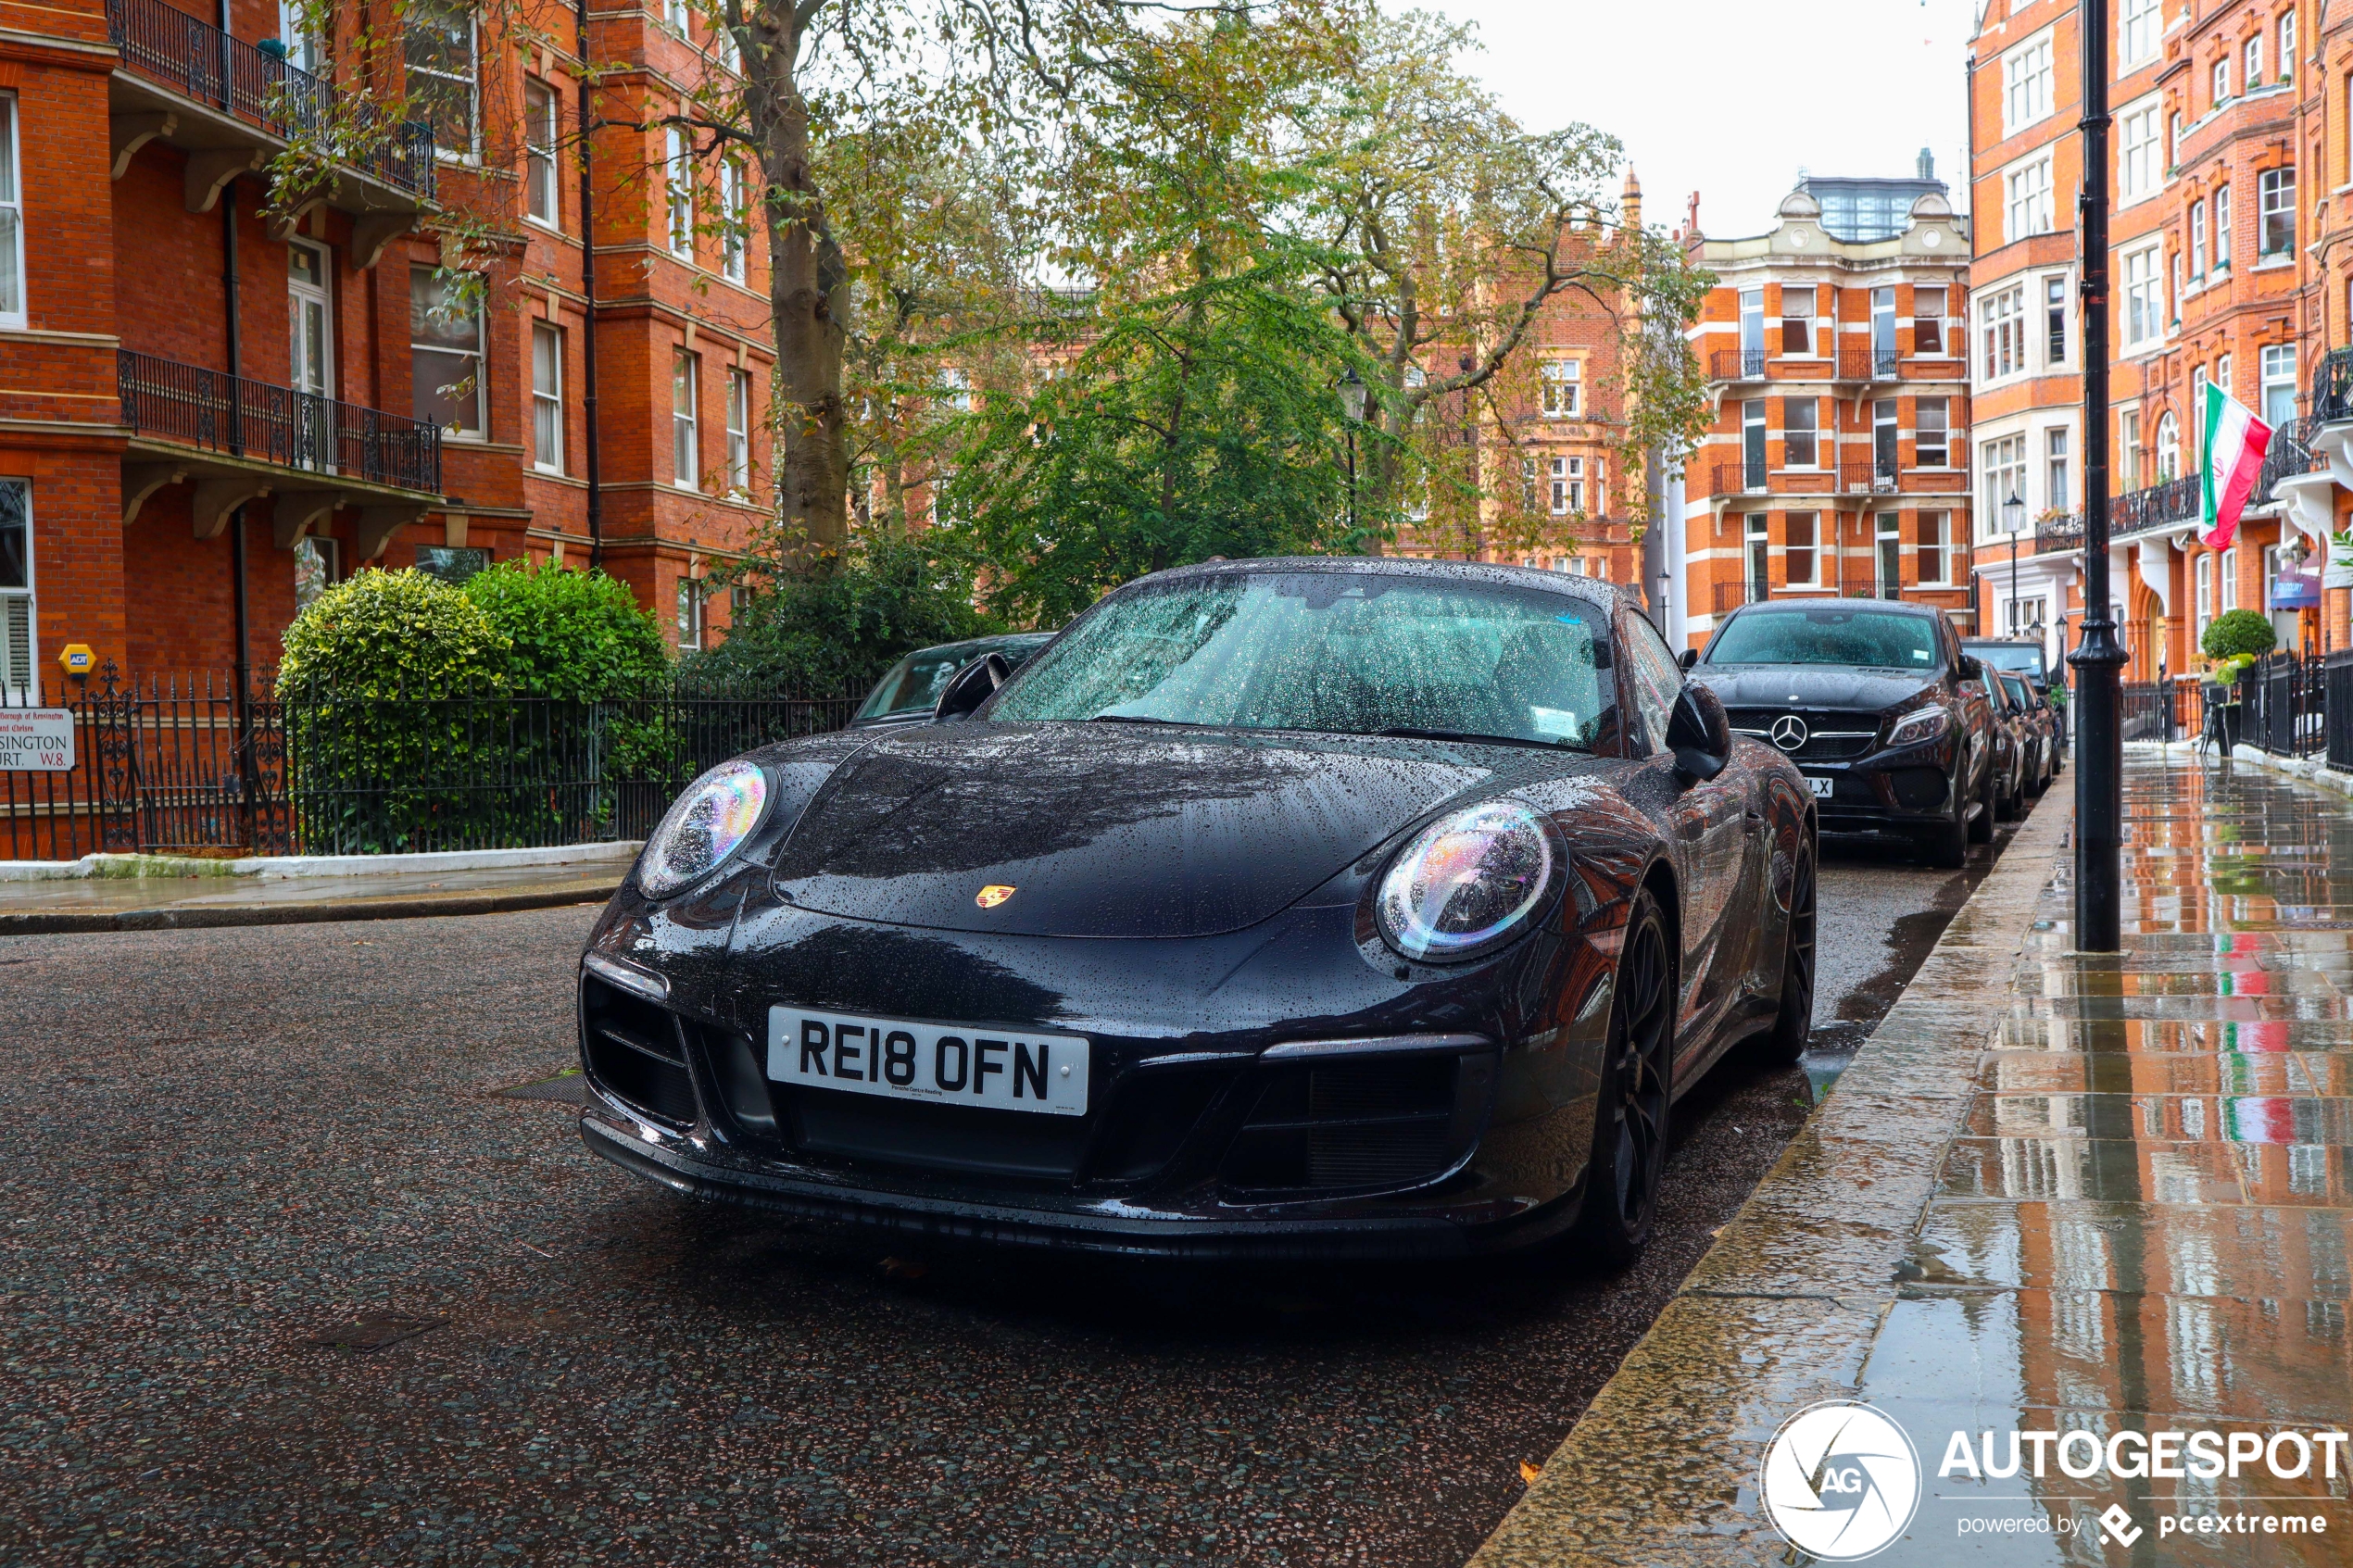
[1417,0,1984,238]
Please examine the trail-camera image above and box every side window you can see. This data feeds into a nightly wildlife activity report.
[1621,612,1683,754]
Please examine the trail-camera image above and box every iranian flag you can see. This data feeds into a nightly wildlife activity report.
[2199,381,2273,550]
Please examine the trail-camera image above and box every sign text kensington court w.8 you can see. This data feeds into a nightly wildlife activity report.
[0,709,74,771]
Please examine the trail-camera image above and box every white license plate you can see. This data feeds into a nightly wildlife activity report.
[768,1007,1090,1116]
[1807,776,1835,798]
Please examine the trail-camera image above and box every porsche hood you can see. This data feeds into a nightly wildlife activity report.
[764,724,1502,939]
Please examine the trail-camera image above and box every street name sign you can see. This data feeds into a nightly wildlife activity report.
[0,709,73,771]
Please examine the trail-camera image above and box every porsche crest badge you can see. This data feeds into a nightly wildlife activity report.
[975,884,1016,909]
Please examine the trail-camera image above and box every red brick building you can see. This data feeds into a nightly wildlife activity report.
[0,0,776,695]
[1672,169,1977,651]
[1969,0,2345,687]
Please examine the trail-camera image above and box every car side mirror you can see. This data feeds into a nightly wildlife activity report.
[1956,655,1984,682]
[1666,683,1731,781]
[933,652,1011,722]
[1678,646,1699,672]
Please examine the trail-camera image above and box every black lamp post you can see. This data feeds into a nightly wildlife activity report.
[2005,488,2026,635]
[2072,0,2127,950]
[1339,367,1366,539]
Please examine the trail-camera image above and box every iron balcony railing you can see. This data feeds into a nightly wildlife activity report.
[1710,462,1769,495]
[2315,346,2353,426]
[118,349,442,495]
[1840,459,1901,495]
[2034,512,2085,552]
[1709,348,1768,381]
[2112,473,2201,538]
[105,0,434,201]
[1839,345,1904,383]
[2252,415,2319,505]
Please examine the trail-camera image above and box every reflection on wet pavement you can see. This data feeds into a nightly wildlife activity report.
[1877,757,2353,1562]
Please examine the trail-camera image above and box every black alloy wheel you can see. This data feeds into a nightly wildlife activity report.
[1570,888,1675,1265]
[1756,836,1817,1064]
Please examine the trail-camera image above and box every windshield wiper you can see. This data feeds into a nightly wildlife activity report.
[1376,726,1576,751]
[1088,713,1205,726]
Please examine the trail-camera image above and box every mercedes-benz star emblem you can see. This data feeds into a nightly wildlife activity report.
[1770,715,1809,751]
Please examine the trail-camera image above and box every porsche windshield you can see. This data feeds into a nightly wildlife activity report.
[990,572,1617,748]
[1706,607,1942,671]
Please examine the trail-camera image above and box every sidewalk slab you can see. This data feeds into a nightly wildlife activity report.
[1477,756,2353,1564]
[0,860,623,933]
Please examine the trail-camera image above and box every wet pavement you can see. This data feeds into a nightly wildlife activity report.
[0,862,623,932]
[0,812,2007,1564]
[1477,756,2353,1565]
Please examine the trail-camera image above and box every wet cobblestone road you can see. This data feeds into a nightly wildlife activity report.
[0,820,2016,1566]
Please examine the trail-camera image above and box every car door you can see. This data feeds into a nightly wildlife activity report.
[1621,611,1756,1060]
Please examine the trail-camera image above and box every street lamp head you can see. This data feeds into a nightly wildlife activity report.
[2003,488,2026,533]
[1339,366,1367,424]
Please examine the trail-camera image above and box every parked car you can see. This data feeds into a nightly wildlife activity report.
[2000,671,2056,796]
[849,633,1057,729]
[1977,669,2032,820]
[1687,598,1995,869]
[1964,637,2064,756]
[578,558,1818,1262]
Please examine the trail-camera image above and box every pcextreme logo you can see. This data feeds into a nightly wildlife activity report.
[1758,1400,1922,1561]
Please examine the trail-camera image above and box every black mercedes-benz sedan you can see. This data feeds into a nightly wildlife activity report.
[1687,598,1993,869]
[575,558,1817,1261]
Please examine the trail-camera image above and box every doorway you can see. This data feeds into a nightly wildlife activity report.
[287,242,334,471]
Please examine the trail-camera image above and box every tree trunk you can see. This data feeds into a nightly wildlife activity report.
[746,3,851,556]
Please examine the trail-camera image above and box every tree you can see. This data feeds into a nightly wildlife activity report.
[939,5,1365,625]
[1289,9,1713,557]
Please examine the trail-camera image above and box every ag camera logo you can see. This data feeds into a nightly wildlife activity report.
[1759,1400,1922,1561]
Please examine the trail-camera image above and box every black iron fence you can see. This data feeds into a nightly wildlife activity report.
[105,0,435,199]
[2244,654,2328,759]
[119,349,442,494]
[2328,651,2353,771]
[3,665,859,860]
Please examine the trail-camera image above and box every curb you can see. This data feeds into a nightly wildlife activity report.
[0,840,643,883]
[1467,788,2079,1568]
[0,879,622,935]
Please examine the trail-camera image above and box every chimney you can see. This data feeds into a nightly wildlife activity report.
[1918,146,1935,182]
[1622,167,1642,231]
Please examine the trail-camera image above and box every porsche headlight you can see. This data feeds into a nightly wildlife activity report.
[637,759,770,898]
[1376,800,1563,963]
[1886,705,1951,748]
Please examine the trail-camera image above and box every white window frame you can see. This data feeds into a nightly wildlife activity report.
[409,266,485,440]
[2044,273,2070,367]
[676,574,704,651]
[277,1,322,74]
[664,0,690,35]
[2246,35,2263,91]
[1784,511,1820,589]
[404,0,480,164]
[1919,510,1951,588]
[2189,199,2208,278]
[2121,243,2165,349]
[725,366,751,494]
[672,348,700,489]
[0,479,32,696]
[2156,411,2181,481]
[1918,396,1950,468]
[2045,425,2071,512]
[2007,155,2055,242]
[531,319,563,475]
[719,158,747,283]
[523,78,559,229]
[0,95,19,330]
[2195,553,2214,644]
[2214,57,2231,108]
[1875,510,1904,596]
[1981,434,2027,538]
[1980,283,2025,382]
[1783,396,1820,470]
[2119,97,2164,205]
[2120,0,2161,67]
[666,126,695,259]
[2261,343,2297,428]
[1540,359,1582,419]
[2005,33,2054,135]
[1780,286,1818,358]
[2215,182,2233,269]
[2221,545,2239,612]
[2281,13,2296,87]
[2259,166,2296,258]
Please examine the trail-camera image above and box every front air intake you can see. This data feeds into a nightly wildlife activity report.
[580,974,698,1128]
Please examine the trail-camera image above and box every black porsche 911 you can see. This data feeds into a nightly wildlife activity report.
[576,558,1818,1261]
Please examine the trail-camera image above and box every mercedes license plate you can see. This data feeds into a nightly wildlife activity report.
[1806,776,1835,799]
[769,1007,1089,1115]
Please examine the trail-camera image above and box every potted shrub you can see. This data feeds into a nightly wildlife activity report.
[2199,608,2278,751]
